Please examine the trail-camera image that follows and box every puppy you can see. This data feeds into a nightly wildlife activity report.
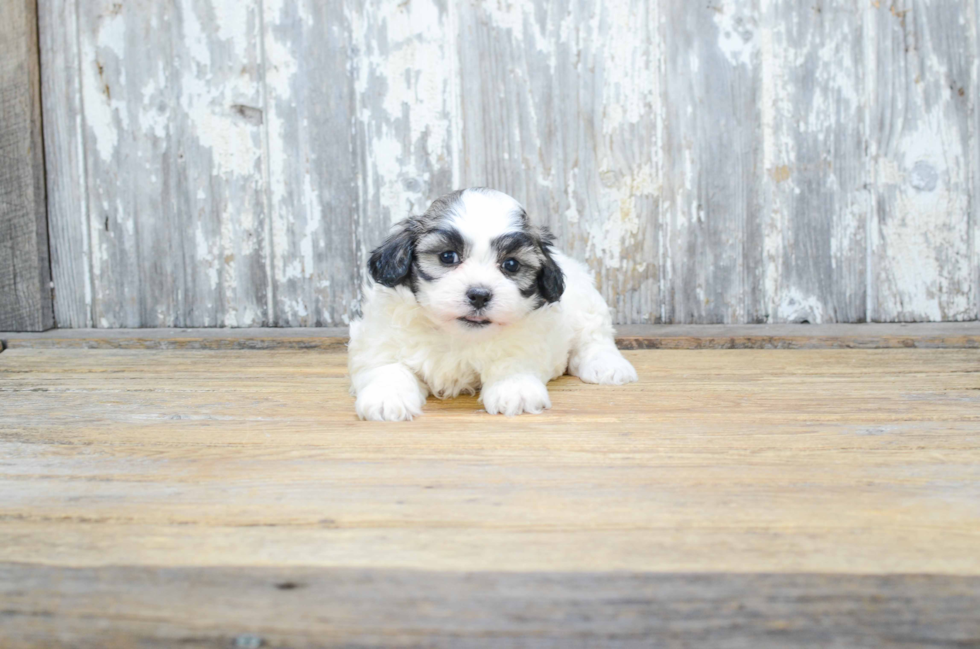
[348,188,637,421]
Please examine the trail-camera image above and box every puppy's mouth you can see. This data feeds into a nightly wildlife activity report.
[458,315,492,327]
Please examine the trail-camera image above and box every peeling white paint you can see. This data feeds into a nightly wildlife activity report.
[775,287,827,323]
[138,64,169,139]
[262,0,300,311]
[480,0,551,59]
[599,0,656,134]
[711,0,757,67]
[195,222,219,291]
[832,201,864,270]
[51,0,979,328]
[367,127,412,225]
[876,105,971,320]
[352,0,454,224]
[585,163,657,271]
[759,0,782,319]
[212,0,252,55]
[759,0,876,323]
[177,0,261,178]
[81,10,128,162]
[298,172,321,280]
[564,168,580,224]
[871,1,973,321]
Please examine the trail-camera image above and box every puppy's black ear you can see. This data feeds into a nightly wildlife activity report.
[536,228,565,303]
[369,220,415,287]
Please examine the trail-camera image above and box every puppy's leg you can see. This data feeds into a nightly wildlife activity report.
[570,343,637,385]
[563,266,638,386]
[480,370,552,416]
[352,363,429,421]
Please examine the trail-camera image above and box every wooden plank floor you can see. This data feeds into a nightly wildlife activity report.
[2,346,980,647]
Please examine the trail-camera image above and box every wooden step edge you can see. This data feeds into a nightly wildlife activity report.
[2,323,979,351]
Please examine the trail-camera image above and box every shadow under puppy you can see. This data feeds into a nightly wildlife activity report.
[349,188,637,421]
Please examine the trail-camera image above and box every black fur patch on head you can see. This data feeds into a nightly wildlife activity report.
[493,231,536,257]
[368,220,416,288]
[416,227,466,256]
[535,229,565,304]
[491,227,565,306]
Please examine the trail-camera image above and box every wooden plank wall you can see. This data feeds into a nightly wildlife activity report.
[36,0,980,327]
[1,0,54,332]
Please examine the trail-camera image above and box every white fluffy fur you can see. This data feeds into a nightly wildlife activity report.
[349,189,637,421]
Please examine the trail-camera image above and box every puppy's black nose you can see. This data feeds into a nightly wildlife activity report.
[466,287,492,309]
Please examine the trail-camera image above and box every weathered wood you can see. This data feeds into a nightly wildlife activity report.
[0,0,54,332]
[1,346,979,642]
[761,0,869,323]
[456,0,662,324]
[75,0,270,328]
[262,0,359,326]
[973,0,980,323]
[0,327,350,350]
[171,0,270,328]
[37,0,90,328]
[661,0,765,324]
[867,1,975,322]
[35,1,980,327]
[2,323,980,350]
[1,347,979,574]
[612,321,980,349]
[2,564,979,648]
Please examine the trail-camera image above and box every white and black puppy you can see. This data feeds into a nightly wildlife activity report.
[348,188,637,421]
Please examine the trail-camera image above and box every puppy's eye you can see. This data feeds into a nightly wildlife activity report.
[439,251,460,265]
[501,258,520,273]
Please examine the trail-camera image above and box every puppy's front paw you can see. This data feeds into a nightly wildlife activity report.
[356,381,426,421]
[576,350,638,385]
[481,374,551,416]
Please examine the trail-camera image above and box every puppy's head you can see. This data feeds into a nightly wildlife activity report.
[368,188,564,333]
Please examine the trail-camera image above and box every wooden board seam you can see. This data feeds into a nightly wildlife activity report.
[3,323,980,351]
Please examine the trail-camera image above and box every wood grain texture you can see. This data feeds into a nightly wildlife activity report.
[0,0,54,332]
[761,0,868,324]
[2,348,980,575]
[36,1,980,326]
[661,0,764,324]
[73,0,270,328]
[867,0,975,322]
[1,346,980,644]
[171,0,270,328]
[38,0,90,328]
[973,0,980,324]
[2,565,980,648]
[263,0,358,327]
[3,322,980,350]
